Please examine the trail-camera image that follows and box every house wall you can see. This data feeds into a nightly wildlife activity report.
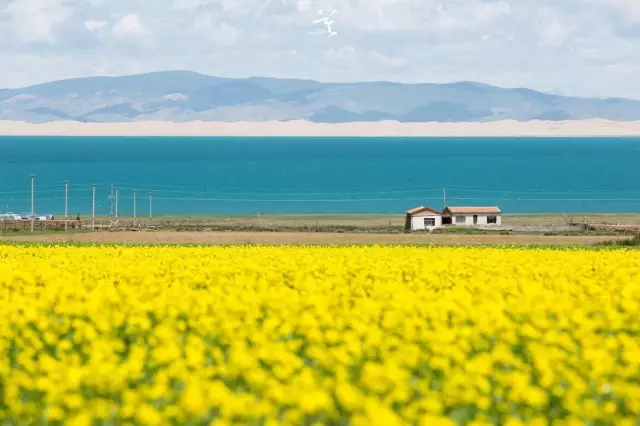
[452,214,502,226]
[453,215,472,225]
[477,215,502,226]
[411,215,442,231]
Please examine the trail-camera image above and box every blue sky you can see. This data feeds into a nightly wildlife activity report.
[1,0,639,98]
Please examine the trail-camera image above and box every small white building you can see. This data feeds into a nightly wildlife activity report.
[405,206,443,231]
[19,213,54,221]
[442,206,502,226]
[0,213,22,221]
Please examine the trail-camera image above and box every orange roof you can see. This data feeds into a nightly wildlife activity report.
[444,206,501,214]
[406,206,442,216]
[406,206,426,214]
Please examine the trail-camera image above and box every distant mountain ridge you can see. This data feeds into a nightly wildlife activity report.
[2,70,640,123]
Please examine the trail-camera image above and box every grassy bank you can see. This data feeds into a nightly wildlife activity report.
[598,234,640,246]
[3,213,640,237]
[0,228,86,237]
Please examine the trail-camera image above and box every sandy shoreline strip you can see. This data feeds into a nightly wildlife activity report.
[3,119,640,137]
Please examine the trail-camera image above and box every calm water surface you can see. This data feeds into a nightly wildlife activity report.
[1,136,639,215]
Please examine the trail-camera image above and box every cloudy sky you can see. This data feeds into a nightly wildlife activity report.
[1,0,639,98]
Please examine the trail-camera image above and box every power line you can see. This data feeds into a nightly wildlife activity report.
[7,176,640,219]
[103,181,459,194]
[114,186,445,196]
[142,196,640,203]
[8,194,640,203]
[9,193,640,203]
[444,184,640,193]
[12,178,634,197]
[3,178,639,196]
[0,182,112,191]
[446,188,640,195]
[111,185,640,197]
[3,186,640,197]
[0,188,110,195]
[109,180,640,194]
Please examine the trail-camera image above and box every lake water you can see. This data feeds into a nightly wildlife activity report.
[1,136,640,216]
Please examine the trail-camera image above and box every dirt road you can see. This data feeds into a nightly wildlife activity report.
[0,231,626,246]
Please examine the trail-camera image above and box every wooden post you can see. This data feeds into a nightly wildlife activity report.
[64,180,69,233]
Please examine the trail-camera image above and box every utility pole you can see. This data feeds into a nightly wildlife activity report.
[443,186,447,209]
[109,184,115,216]
[30,174,35,233]
[133,189,137,226]
[149,192,153,220]
[64,180,69,232]
[115,187,119,219]
[92,184,96,231]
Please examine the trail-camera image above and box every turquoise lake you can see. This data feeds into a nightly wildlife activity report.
[1,136,640,215]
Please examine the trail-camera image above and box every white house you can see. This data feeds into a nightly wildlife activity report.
[442,206,502,226]
[0,213,21,221]
[19,213,55,221]
[405,206,443,231]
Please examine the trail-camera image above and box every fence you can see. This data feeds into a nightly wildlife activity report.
[575,222,640,233]
[1,220,82,231]
[69,217,405,233]
[3,216,640,234]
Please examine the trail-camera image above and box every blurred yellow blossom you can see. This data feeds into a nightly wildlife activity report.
[0,244,638,425]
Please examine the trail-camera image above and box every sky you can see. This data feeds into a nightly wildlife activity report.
[1,0,639,99]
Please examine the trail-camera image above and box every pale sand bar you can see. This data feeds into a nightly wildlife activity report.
[3,119,640,137]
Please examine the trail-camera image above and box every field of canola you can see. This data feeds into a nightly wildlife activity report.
[0,244,639,426]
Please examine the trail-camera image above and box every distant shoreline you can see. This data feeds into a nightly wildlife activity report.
[3,119,640,137]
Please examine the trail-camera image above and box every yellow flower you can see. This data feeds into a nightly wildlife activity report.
[336,382,364,411]
[524,387,549,408]
[63,394,84,410]
[0,244,638,424]
[363,399,404,426]
[298,390,332,414]
[180,382,207,417]
[46,405,65,421]
[66,411,92,426]
[418,414,456,426]
[136,403,164,426]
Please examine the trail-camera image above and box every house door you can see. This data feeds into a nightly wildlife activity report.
[473,215,478,225]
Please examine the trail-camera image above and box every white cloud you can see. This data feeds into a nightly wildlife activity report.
[4,0,73,43]
[1,0,640,99]
[113,14,144,36]
[85,20,108,32]
[370,51,408,68]
[296,1,312,12]
[537,14,572,46]
[163,93,189,101]
[214,22,240,46]
[172,0,214,10]
[193,14,241,46]
[606,0,640,22]
[324,46,356,61]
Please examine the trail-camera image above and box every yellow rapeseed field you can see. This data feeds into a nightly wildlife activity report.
[0,244,639,426]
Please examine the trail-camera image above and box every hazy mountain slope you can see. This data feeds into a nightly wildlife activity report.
[2,71,640,123]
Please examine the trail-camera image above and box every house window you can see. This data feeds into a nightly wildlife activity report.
[487,215,498,224]
[455,216,466,225]
[424,218,436,227]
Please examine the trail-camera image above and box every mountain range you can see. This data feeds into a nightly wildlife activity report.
[2,71,640,123]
